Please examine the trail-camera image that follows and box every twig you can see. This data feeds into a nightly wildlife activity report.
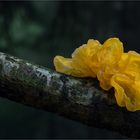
[0,52,139,138]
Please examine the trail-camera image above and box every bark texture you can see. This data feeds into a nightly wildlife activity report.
[0,52,139,138]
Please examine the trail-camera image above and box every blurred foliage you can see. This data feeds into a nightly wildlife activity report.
[0,0,139,138]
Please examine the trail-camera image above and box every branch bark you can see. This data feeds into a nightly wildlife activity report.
[0,52,139,138]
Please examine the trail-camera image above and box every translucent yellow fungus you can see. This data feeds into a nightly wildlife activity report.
[54,37,140,112]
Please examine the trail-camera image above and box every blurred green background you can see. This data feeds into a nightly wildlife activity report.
[0,0,139,138]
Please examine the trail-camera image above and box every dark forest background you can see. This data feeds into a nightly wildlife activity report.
[0,0,139,138]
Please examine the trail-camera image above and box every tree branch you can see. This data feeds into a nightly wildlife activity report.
[0,52,139,138]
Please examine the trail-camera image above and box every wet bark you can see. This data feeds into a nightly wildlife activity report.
[0,52,139,138]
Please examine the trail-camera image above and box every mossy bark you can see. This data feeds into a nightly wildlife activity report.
[0,52,140,138]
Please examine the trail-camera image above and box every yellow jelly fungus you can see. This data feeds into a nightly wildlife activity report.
[54,37,140,111]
